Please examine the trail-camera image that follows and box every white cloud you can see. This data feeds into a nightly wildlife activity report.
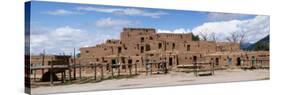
[43,9,81,15]
[30,26,113,54]
[95,17,132,28]
[158,28,191,33]
[157,15,269,43]
[76,7,167,18]
[207,12,250,22]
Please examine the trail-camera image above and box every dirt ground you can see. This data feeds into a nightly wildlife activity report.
[31,69,269,95]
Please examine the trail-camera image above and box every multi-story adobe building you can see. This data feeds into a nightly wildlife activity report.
[29,27,269,81]
[78,28,269,74]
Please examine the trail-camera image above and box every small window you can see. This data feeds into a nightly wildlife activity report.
[145,44,151,51]
[85,50,89,53]
[158,43,162,49]
[187,45,190,51]
[141,37,144,42]
[149,36,153,40]
[172,43,175,49]
[141,46,144,53]
[118,47,122,53]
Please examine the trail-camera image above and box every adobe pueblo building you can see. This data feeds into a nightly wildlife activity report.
[79,28,269,74]
[28,28,269,86]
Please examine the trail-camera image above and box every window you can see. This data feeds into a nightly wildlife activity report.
[85,50,89,53]
[187,45,190,51]
[123,44,127,50]
[149,36,153,40]
[172,43,175,49]
[122,65,126,69]
[141,37,144,42]
[141,46,144,53]
[118,47,122,53]
[158,43,162,49]
[145,44,151,51]
[128,59,133,68]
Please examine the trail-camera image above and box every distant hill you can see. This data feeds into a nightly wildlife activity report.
[247,35,270,51]
[240,42,252,50]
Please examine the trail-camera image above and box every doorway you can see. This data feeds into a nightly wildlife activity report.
[237,57,241,66]
[193,56,197,63]
[169,57,173,66]
[215,58,219,66]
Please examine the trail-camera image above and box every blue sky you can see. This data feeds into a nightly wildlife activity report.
[28,1,269,54]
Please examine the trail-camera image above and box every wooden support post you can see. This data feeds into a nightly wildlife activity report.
[41,69,44,78]
[135,63,137,75]
[94,64,97,80]
[79,63,82,79]
[111,64,114,78]
[73,48,76,80]
[41,50,45,78]
[164,61,168,74]
[63,71,66,83]
[50,61,54,86]
[194,61,198,77]
[145,63,148,75]
[260,60,264,68]
[117,64,120,77]
[101,65,104,80]
[33,69,36,81]
[129,64,132,76]
[150,63,152,75]
[68,68,72,81]
[61,72,64,83]
[211,61,215,75]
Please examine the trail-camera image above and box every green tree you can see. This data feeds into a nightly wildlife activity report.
[192,33,200,41]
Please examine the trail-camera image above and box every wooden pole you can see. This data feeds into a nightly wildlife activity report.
[135,63,137,75]
[73,48,76,80]
[111,64,114,78]
[94,63,97,80]
[150,63,152,75]
[63,71,66,83]
[129,63,132,76]
[211,60,215,75]
[61,72,64,83]
[41,50,45,77]
[50,61,54,86]
[41,68,44,79]
[146,63,148,75]
[79,62,82,79]
[33,70,36,81]
[101,64,104,80]
[68,69,71,81]
[194,61,198,77]
[117,64,120,77]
